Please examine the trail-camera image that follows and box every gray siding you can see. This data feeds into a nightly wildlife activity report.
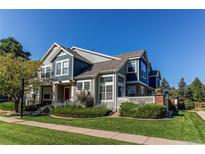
[52,52,73,81]
[118,63,126,75]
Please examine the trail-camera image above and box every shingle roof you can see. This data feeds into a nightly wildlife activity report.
[74,59,127,79]
[74,49,146,79]
[115,50,145,59]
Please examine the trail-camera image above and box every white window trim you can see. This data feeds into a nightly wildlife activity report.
[99,74,114,102]
[127,60,137,74]
[55,59,69,76]
[76,80,91,92]
[41,64,51,78]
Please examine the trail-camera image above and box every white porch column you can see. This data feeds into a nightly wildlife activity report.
[70,84,75,101]
[52,84,58,104]
[114,73,118,111]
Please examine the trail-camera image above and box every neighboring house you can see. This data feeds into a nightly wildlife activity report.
[26,43,161,110]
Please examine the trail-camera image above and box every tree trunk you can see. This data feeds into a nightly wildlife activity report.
[15,101,19,113]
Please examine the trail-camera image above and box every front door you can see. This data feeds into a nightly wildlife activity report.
[64,87,70,101]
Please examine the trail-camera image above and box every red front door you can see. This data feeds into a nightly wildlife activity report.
[64,87,70,101]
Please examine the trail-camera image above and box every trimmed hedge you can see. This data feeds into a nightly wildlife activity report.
[0,102,15,111]
[120,102,166,119]
[52,105,112,118]
[120,102,139,117]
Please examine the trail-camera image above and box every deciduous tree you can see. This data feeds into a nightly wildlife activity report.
[0,37,31,59]
[0,54,41,112]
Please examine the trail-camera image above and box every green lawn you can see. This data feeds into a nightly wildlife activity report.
[0,121,133,145]
[23,112,205,143]
[0,102,15,111]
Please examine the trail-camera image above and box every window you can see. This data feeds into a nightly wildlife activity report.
[99,75,113,101]
[141,61,147,79]
[56,62,61,75]
[84,82,90,91]
[77,82,83,90]
[45,66,51,78]
[127,60,136,73]
[106,85,113,100]
[140,86,145,96]
[127,86,136,96]
[100,76,113,83]
[76,80,91,91]
[62,61,69,75]
[44,94,51,100]
[100,85,105,100]
[55,60,69,76]
[43,86,52,100]
[41,66,51,78]
[41,67,46,78]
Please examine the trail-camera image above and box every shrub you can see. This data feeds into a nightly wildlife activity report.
[24,105,39,112]
[120,102,166,119]
[0,102,15,111]
[132,104,167,119]
[52,105,112,118]
[184,99,194,110]
[73,91,94,107]
[120,102,139,117]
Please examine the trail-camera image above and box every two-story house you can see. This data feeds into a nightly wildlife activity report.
[27,43,161,110]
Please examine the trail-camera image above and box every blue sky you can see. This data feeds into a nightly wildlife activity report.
[0,9,205,87]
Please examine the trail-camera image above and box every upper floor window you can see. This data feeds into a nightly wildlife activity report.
[127,60,136,73]
[141,61,147,79]
[55,60,69,76]
[41,65,51,78]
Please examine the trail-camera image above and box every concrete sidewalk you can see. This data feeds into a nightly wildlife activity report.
[0,116,199,145]
[196,111,205,120]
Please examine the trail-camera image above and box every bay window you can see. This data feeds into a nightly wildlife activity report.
[99,75,113,101]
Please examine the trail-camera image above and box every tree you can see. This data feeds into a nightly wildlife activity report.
[177,77,187,101]
[0,54,41,112]
[0,37,31,59]
[190,78,205,102]
[184,86,193,100]
[168,87,178,99]
[160,78,170,94]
